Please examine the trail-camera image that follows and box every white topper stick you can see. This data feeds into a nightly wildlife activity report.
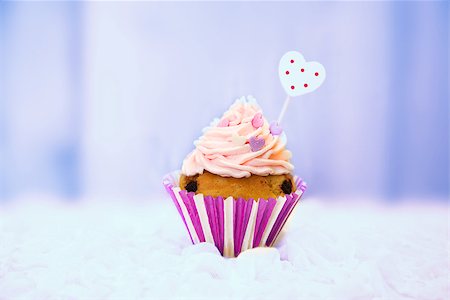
[277,95,291,124]
[277,51,326,123]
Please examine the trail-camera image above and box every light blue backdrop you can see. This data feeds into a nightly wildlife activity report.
[0,2,448,201]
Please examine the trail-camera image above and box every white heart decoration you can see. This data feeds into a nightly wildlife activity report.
[279,51,326,97]
[231,133,247,146]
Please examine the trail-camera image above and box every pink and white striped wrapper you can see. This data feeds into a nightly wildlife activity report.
[163,171,307,257]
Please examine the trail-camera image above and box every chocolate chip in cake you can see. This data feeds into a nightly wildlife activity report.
[185,181,198,193]
[280,179,292,194]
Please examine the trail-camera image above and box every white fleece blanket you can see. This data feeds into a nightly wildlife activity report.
[0,197,448,300]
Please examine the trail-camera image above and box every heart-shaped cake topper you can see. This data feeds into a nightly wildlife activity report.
[279,51,326,97]
[276,50,326,124]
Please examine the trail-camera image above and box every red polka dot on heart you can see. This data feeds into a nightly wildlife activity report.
[301,68,304,72]
[304,83,308,88]
[291,86,295,90]
[290,59,294,63]
[315,72,319,76]
[286,71,289,75]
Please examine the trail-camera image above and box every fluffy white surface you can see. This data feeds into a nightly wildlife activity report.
[0,197,448,300]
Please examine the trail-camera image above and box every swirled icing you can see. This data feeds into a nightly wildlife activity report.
[181,96,294,178]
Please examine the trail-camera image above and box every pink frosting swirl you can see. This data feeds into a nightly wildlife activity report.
[181,96,294,178]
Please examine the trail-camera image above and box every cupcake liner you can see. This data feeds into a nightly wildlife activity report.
[163,171,307,257]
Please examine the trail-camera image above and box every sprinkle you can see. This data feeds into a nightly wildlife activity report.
[270,122,283,136]
[251,113,264,128]
[218,118,230,127]
[249,136,265,152]
[231,133,246,146]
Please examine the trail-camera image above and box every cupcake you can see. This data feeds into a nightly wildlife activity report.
[163,96,306,257]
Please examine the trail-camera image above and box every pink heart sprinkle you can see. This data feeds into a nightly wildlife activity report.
[218,118,230,127]
[249,136,265,152]
[251,113,264,128]
[270,122,283,136]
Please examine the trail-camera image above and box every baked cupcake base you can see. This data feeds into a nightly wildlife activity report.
[164,171,307,257]
[180,171,296,200]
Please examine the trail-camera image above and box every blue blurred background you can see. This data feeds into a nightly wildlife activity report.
[0,2,448,202]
